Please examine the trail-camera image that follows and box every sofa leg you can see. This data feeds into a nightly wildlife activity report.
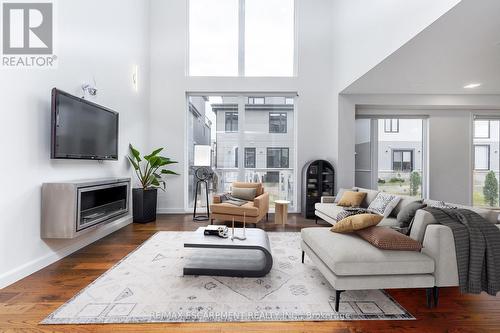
[426,288,433,308]
[301,251,305,263]
[433,287,439,307]
[335,290,344,312]
[266,213,269,222]
[210,219,214,225]
[315,216,318,224]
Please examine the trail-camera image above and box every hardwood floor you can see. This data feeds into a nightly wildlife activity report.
[1,214,499,333]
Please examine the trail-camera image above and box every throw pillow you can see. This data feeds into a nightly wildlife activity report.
[397,201,427,228]
[334,188,358,203]
[335,207,371,222]
[368,192,402,217]
[356,226,423,251]
[337,191,367,207]
[331,214,383,233]
[231,187,256,201]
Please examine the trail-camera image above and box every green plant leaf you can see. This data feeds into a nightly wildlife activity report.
[161,169,180,175]
[151,177,160,187]
[145,148,164,160]
[127,156,139,170]
[129,144,141,162]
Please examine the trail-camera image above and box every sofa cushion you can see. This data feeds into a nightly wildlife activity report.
[331,214,383,233]
[337,191,366,207]
[232,182,263,196]
[378,216,400,227]
[356,226,423,251]
[353,187,380,208]
[368,193,401,217]
[397,201,427,228]
[410,205,500,242]
[392,195,422,217]
[301,227,434,276]
[232,187,256,201]
[211,201,259,217]
[334,188,358,203]
[315,203,345,221]
[469,207,500,225]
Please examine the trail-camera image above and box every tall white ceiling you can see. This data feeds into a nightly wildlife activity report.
[342,0,500,95]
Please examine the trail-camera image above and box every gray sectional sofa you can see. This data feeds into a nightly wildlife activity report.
[302,187,500,311]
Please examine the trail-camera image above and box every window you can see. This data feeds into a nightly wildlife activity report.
[472,119,499,208]
[269,112,287,133]
[357,118,426,198]
[189,0,239,76]
[474,120,490,139]
[245,0,295,76]
[267,148,289,168]
[384,119,399,133]
[187,94,296,212]
[474,145,490,170]
[392,150,413,172]
[189,0,294,77]
[245,148,256,168]
[225,112,238,132]
[248,97,265,105]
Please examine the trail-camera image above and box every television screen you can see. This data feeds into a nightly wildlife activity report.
[51,88,119,160]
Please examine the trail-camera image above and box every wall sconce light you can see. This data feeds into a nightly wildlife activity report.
[132,65,139,92]
[81,81,98,98]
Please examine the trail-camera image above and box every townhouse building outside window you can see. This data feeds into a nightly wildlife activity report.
[225,112,238,132]
[267,148,289,168]
[245,148,256,168]
[269,112,287,133]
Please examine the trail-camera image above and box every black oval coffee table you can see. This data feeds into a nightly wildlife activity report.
[183,227,273,277]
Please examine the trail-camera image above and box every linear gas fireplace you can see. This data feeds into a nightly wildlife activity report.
[42,178,130,238]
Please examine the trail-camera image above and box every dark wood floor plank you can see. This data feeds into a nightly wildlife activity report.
[0,213,499,332]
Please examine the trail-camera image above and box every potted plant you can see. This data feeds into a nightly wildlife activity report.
[127,144,179,223]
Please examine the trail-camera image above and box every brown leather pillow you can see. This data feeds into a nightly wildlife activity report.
[356,226,423,251]
[337,191,367,207]
[331,214,383,233]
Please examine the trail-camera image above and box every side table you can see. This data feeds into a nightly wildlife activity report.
[274,200,290,225]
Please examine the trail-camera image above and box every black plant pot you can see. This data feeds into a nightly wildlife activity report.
[132,188,158,223]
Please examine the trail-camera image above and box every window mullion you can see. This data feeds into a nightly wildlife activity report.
[238,0,245,76]
[237,96,245,180]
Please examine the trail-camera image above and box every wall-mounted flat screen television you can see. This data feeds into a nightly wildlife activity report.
[51,88,119,160]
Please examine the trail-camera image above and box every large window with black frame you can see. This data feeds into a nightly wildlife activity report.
[187,94,296,211]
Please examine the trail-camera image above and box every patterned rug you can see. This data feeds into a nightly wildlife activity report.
[42,231,414,324]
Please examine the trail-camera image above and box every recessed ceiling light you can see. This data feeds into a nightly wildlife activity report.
[464,83,481,89]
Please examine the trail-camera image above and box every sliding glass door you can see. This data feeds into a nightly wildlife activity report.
[473,118,500,208]
[187,94,296,212]
[355,117,427,198]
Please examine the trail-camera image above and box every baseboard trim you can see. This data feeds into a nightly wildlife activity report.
[157,208,190,214]
[0,216,132,289]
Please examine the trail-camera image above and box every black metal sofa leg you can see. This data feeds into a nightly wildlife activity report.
[433,287,439,307]
[301,251,305,263]
[335,290,344,312]
[426,288,433,308]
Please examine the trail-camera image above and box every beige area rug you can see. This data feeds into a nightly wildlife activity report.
[42,231,414,323]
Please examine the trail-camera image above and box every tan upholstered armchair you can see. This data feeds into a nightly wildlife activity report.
[210,182,269,225]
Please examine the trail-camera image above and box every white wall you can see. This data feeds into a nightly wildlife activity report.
[0,0,151,288]
[149,0,336,213]
[332,0,461,188]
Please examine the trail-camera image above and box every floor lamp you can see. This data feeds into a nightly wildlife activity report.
[193,145,211,221]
